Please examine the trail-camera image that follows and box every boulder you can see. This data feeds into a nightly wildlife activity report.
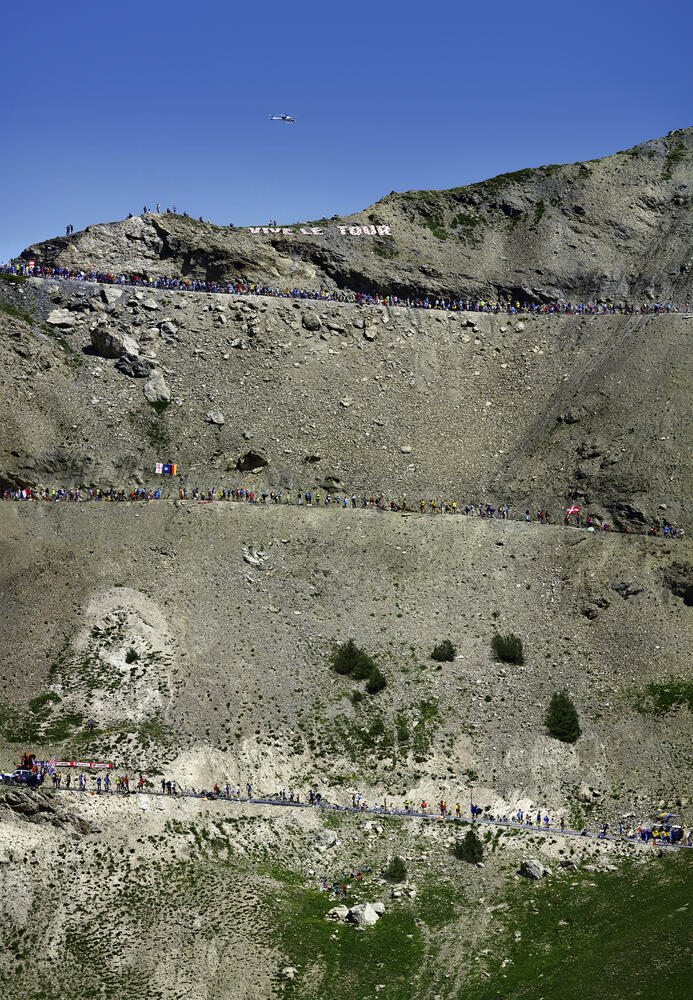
[159,320,178,337]
[363,327,378,341]
[314,829,338,847]
[347,902,380,927]
[518,859,547,880]
[302,312,322,332]
[100,286,123,305]
[90,328,139,359]
[576,783,593,802]
[280,967,297,981]
[372,901,385,915]
[143,371,171,404]
[204,410,225,425]
[46,308,75,328]
[141,297,158,311]
[116,354,153,378]
[326,905,349,922]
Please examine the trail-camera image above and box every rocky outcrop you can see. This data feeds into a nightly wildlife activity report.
[115,354,153,378]
[16,127,693,303]
[0,788,100,837]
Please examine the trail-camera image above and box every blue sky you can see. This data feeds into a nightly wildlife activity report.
[1,0,691,263]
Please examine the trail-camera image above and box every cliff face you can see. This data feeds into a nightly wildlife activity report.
[17,128,693,302]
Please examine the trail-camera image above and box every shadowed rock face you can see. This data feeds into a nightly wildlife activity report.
[15,127,693,303]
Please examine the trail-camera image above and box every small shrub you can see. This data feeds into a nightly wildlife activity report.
[546,690,581,743]
[491,633,524,665]
[431,640,456,662]
[453,829,483,863]
[351,653,377,680]
[351,689,364,706]
[365,668,387,694]
[332,639,363,676]
[369,716,386,739]
[125,648,139,664]
[383,855,407,882]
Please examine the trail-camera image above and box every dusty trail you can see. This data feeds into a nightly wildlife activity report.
[28,784,690,851]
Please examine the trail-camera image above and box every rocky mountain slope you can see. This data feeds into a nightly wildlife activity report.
[2,129,693,1000]
[2,499,692,807]
[1,275,692,531]
[3,781,690,1000]
[15,127,693,303]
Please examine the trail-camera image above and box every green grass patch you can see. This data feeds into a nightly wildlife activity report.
[0,273,27,284]
[420,215,448,240]
[663,141,687,180]
[28,691,61,714]
[0,298,34,324]
[469,854,693,999]
[451,212,482,229]
[372,241,399,259]
[272,879,428,999]
[637,681,693,715]
[475,167,536,194]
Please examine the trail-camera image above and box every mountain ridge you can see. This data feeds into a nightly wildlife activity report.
[16,126,693,303]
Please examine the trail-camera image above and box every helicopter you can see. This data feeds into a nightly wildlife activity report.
[269,114,295,123]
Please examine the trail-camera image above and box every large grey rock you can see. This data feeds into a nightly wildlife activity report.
[518,859,547,880]
[372,901,385,915]
[159,320,178,337]
[141,297,158,311]
[46,308,75,328]
[347,902,379,927]
[143,371,171,404]
[204,410,225,425]
[90,328,139,359]
[326,905,349,922]
[302,312,322,332]
[314,829,338,847]
[100,286,123,305]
